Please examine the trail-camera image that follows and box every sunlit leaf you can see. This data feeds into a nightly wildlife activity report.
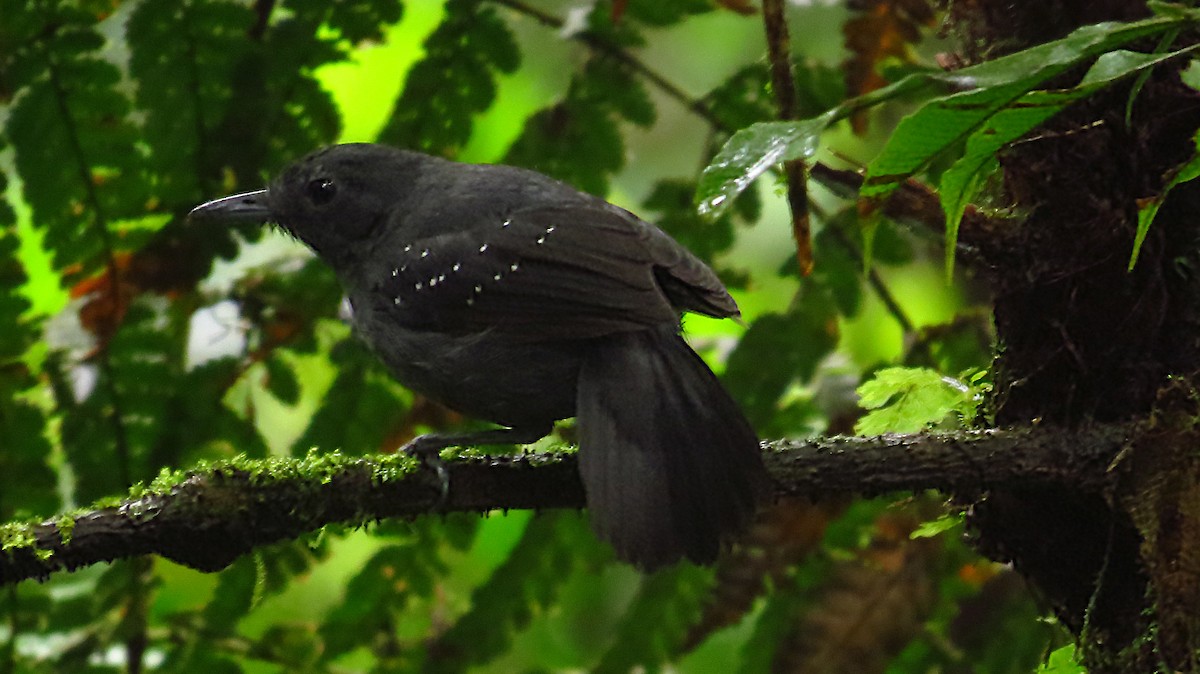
[1038,645,1085,673]
[855,367,975,435]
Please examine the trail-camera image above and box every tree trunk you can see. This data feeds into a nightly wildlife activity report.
[945,1,1200,670]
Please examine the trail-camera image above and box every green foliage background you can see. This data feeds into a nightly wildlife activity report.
[0,0,1087,671]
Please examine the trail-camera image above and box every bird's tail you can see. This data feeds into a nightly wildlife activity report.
[576,326,769,570]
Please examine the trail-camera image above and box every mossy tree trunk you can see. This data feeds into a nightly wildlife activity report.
[946,2,1200,670]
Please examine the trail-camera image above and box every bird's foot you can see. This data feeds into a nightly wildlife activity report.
[401,434,451,507]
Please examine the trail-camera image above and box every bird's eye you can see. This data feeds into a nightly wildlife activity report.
[306,178,337,205]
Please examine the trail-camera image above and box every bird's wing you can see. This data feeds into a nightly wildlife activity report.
[370,205,737,340]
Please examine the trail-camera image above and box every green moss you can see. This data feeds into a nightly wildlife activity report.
[440,445,491,461]
[55,514,75,545]
[292,449,354,484]
[145,465,190,496]
[371,452,421,483]
[0,521,35,551]
[89,495,128,510]
[6,450,442,556]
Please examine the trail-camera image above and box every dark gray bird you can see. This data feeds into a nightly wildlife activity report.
[191,143,768,569]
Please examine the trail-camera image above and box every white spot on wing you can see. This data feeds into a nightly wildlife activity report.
[479,243,489,253]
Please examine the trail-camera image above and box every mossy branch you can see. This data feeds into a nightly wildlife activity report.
[0,424,1129,585]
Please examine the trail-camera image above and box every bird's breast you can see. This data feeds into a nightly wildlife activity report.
[348,288,585,428]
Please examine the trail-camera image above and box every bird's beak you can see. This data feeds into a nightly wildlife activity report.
[187,189,272,225]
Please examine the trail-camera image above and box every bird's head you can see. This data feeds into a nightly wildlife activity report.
[189,144,429,266]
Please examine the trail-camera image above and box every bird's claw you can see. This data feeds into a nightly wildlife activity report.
[402,434,451,507]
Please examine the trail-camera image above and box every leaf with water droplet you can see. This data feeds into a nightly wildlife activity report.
[695,114,836,221]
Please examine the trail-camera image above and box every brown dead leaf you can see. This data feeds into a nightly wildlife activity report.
[843,0,935,134]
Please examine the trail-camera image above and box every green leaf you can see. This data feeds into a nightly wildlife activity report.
[201,556,261,631]
[911,512,963,539]
[159,646,245,674]
[323,0,403,43]
[706,63,773,131]
[934,88,1066,279]
[54,304,181,499]
[1131,127,1200,270]
[0,151,56,518]
[592,564,713,673]
[1037,645,1085,673]
[423,512,604,673]
[170,359,270,462]
[262,355,300,405]
[723,290,838,432]
[0,402,57,518]
[620,0,712,26]
[6,8,148,280]
[1181,57,1200,89]
[854,367,976,435]
[128,0,254,205]
[291,335,411,457]
[812,226,863,317]
[321,539,448,659]
[697,114,837,219]
[506,56,653,196]
[378,0,519,155]
[643,179,736,265]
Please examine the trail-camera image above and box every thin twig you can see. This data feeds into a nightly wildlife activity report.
[762,0,813,275]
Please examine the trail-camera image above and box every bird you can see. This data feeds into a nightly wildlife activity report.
[190,143,769,569]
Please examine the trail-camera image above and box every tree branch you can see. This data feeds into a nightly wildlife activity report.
[0,424,1130,586]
